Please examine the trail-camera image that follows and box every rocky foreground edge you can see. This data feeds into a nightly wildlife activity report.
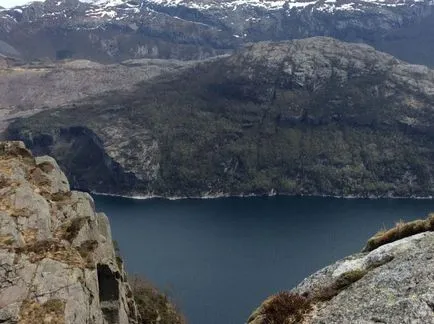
[248,216,434,323]
[0,141,139,324]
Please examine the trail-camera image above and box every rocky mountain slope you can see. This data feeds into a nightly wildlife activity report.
[0,141,138,323]
[6,37,434,198]
[1,0,434,65]
[0,56,190,133]
[248,214,434,323]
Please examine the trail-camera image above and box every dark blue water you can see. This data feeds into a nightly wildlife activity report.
[93,195,434,324]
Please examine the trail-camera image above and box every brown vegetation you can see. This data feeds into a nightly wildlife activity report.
[258,292,312,324]
[129,274,186,324]
[15,239,86,267]
[78,240,98,268]
[363,213,434,252]
[251,269,372,324]
[19,299,65,324]
[55,217,88,242]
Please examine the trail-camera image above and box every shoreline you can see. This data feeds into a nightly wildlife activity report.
[90,190,433,201]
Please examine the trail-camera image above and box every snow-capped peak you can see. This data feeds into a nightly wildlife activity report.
[2,0,432,13]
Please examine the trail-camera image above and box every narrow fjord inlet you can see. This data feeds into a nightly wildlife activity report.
[94,195,434,324]
[2,0,434,322]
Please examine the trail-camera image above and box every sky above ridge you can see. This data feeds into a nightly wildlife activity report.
[0,0,97,7]
[0,0,34,7]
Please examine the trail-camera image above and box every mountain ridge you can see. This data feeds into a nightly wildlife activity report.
[6,37,434,198]
[1,0,434,64]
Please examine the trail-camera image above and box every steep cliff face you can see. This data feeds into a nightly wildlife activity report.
[0,141,138,323]
[248,215,434,323]
[7,37,434,198]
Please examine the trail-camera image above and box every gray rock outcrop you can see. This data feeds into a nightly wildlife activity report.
[248,216,434,323]
[0,141,139,324]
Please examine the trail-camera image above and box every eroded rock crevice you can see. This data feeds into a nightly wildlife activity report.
[97,264,121,324]
[6,125,142,194]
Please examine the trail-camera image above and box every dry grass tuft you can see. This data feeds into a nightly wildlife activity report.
[77,240,98,268]
[250,268,372,324]
[37,161,56,173]
[259,292,312,324]
[10,207,33,218]
[28,167,51,192]
[21,228,38,245]
[19,299,65,324]
[0,143,34,165]
[16,239,86,267]
[50,191,72,202]
[363,213,434,252]
[0,174,11,189]
[54,217,88,242]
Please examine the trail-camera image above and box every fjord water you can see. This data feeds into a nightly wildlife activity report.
[94,195,434,324]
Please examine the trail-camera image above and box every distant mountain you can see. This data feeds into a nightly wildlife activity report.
[0,56,190,133]
[0,0,434,64]
[0,39,20,57]
[7,37,434,198]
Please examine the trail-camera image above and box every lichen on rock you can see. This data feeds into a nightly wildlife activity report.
[0,141,139,324]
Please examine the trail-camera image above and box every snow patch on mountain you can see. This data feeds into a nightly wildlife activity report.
[2,0,433,19]
[1,0,433,28]
[142,0,433,11]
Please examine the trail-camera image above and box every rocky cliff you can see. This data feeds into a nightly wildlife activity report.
[248,215,434,323]
[7,37,434,198]
[0,141,139,323]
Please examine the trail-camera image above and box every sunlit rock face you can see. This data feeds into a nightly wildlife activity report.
[0,141,139,324]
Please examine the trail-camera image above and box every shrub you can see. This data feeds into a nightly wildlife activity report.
[129,274,186,324]
[259,292,312,324]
